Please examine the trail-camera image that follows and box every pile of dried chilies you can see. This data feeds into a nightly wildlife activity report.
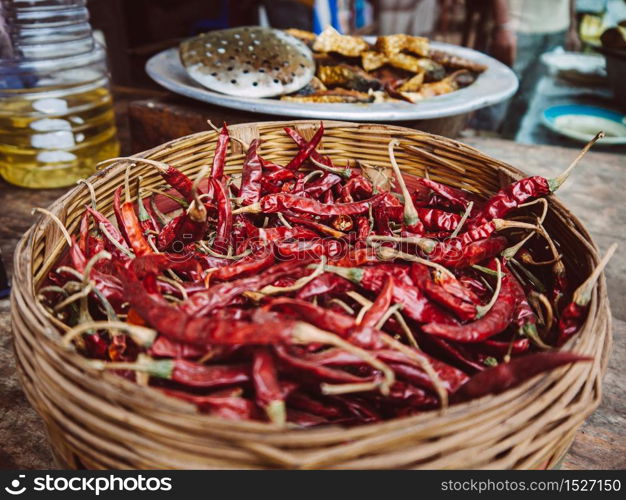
[37,123,614,428]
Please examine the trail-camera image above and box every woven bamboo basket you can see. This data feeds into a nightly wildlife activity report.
[11,120,611,469]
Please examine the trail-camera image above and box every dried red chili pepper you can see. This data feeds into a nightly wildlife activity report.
[287,392,344,419]
[161,388,256,420]
[85,206,129,257]
[148,336,206,359]
[451,352,592,402]
[210,178,233,254]
[236,192,385,218]
[296,273,354,300]
[210,123,230,181]
[417,207,461,232]
[115,190,154,257]
[557,244,616,346]
[284,123,324,171]
[325,265,454,325]
[182,259,312,317]
[340,175,373,202]
[210,247,275,281]
[252,347,286,425]
[359,276,394,328]
[275,238,343,260]
[283,213,347,239]
[467,133,603,228]
[274,345,372,384]
[130,253,202,280]
[422,264,517,342]
[304,172,342,198]
[238,139,263,206]
[412,178,480,212]
[283,124,329,167]
[429,236,508,269]
[410,264,477,321]
[101,356,250,388]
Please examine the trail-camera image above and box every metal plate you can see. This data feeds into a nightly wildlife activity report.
[146,41,518,121]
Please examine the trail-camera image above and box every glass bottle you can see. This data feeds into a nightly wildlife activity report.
[0,0,119,188]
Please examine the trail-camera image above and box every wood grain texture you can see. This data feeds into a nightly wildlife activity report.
[0,133,623,469]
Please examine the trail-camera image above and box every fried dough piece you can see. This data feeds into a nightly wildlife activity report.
[398,72,425,92]
[317,64,381,92]
[282,88,373,103]
[285,28,317,45]
[362,51,388,71]
[362,50,444,80]
[376,34,430,57]
[401,69,469,102]
[313,26,370,57]
[429,49,487,73]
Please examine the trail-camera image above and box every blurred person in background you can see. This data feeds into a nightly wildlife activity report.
[487,0,581,138]
[373,0,441,36]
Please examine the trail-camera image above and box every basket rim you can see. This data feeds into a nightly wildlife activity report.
[11,119,610,439]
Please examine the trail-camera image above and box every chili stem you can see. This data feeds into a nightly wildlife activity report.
[310,157,351,179]
[207,119,249,150]
[450,201,474,239]
[157,276,189,300]
[549,131,604,191]
[291,322,395,395]
[375,303,403,330]
[502,231,535,261]
[573,243,617,306]
[388,139,420,227]
[63,321,157,349]
[380,333,448,408]
[76,179,98,210]
[276,212,292,229]
[99,223,135,258]
[53,284,93,312]
[376,246,455,279]
[475,259,502,318]
[262,257,326,295]
[510,258,546,293]
[347,291,418,349]
[367,234,436,253]
[321,381,381,395]
[144,188,189,209]
[519,198,549,224]
[328,298,355,315]
[33,208,72,246]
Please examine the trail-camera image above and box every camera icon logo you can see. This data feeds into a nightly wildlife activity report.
[4,475,26,495]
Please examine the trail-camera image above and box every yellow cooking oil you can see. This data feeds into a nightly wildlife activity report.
[0,85,119,188]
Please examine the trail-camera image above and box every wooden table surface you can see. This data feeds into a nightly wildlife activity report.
[0,125,624,469]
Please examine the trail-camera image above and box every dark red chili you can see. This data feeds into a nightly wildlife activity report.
[210,247,275,281]
[410,264,477,322]
[325,264,455,325]
[452,352,591,403]
[210,123,230,181]
[422,267,517,342]
[210,178,233,254]
[242,192,385,218]
[252,347,285,424]
[161,388,256,420]
[284,123,324,171]
[119,197,154,257]
[417,208,461,232]
[239,139,263,206]
[469,176,550,227]
[148,336,206,359]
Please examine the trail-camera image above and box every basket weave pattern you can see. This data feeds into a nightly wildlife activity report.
[11,121,611,469]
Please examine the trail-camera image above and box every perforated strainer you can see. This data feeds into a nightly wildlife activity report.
[179,26,315,98]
